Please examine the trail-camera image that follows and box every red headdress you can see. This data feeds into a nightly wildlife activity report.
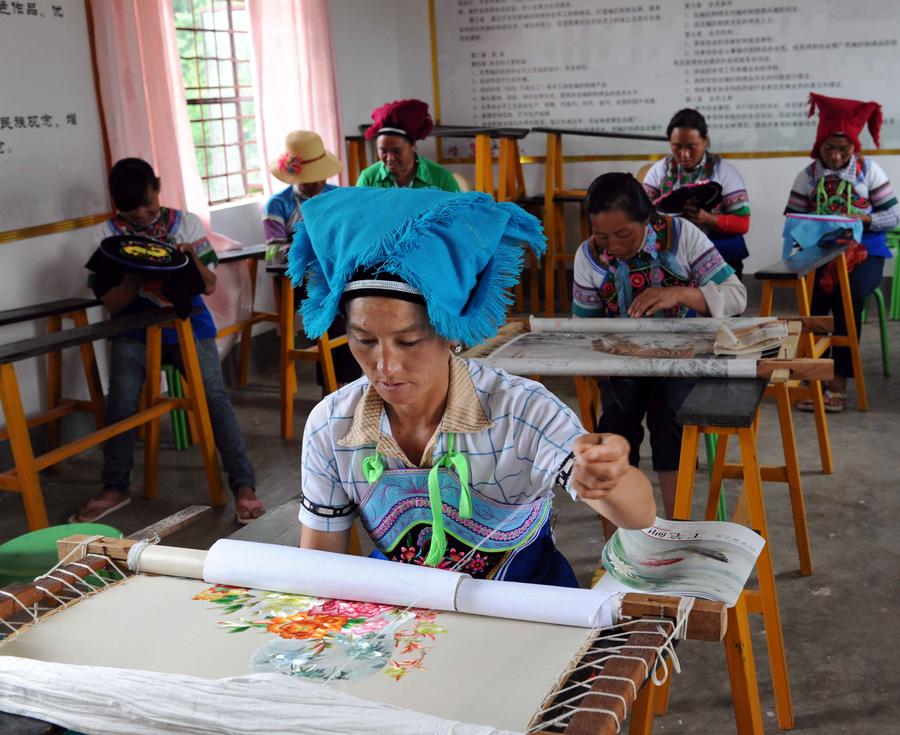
[808,92,883,159]
[364,98,434,142]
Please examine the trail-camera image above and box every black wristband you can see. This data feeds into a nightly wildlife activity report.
[299,491,356,518]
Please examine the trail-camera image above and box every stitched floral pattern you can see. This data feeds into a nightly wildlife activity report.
[193,585,447,682]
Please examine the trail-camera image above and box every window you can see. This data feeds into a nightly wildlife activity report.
[174,0,262,205]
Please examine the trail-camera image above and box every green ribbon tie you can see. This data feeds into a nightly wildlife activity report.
[362,452,384,484]
[424,433,472,567]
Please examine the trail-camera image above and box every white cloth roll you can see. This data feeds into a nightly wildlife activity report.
[130,545,207,579]
[0,657,516,735]
[203,540,468,612]
[528,316,776,334]
[455,578,617,628]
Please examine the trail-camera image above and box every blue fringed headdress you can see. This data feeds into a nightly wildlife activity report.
[286,188,546,345]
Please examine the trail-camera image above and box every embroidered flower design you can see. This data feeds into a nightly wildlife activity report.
[630,273,646,288]
[265,612,348,640]
[607,301,620,313]
[309,599,395,620]
[398,545,417,562]
[601,282,616,297]
[466,552,489,574]
[278,153,302,175]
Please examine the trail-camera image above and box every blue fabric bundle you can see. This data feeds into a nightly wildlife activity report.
[782,213,863,259]
[287,188,546,345]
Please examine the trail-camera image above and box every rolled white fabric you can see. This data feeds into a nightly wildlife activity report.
[528,316,777,334]
[203,540,468,612]
[455,578,617,629]
[0,657,517,735]
[129,544,207,579]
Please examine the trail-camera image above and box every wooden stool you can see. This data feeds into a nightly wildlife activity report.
[216,244,279,387]
[756,242,863,475]
[0,308,226,530]
[266,265,348,440]
[673,379,793,731]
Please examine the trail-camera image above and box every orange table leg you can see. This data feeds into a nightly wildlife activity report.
[174,318,225,506]
[70,309,106,429]
[724,592,766,734]
[0,363,49,529]
[237,258,259,387]
[279,274,297,440]
[628,674,658,734]
[45,315,62,458]
[142,326,162,499]
[835,252,867,411]
[737,427,793,729]
[773,382,813,576]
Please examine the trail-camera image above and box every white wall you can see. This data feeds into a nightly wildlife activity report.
[0,229,110,418]
[327,0,900,274]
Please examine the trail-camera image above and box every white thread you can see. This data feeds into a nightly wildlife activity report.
[0,589,38,623]
[90,553,128,581]
[68,562,111,588]
[51,534,104,571]
[35,573,86,599]
[33,585,68,609]
[127,536,160,572]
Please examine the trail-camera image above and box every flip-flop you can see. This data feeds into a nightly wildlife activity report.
[68,496,131,524]
[797,389,845,413]
[235,503,266,526]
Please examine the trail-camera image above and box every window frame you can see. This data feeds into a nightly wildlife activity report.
[174,0,262,205]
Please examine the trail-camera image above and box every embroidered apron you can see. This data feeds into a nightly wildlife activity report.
[357,435,578,587]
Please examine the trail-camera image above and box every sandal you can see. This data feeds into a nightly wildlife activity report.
[235,497,266,526]
[68,492,131,523]
[797,389,845,413]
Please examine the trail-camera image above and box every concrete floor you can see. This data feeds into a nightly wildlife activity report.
[1,292,898,733]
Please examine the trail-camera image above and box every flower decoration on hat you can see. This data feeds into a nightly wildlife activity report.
[278,153,302,176]
[808,92,883,160]
[269,130,343,185]
[365,99,434,142]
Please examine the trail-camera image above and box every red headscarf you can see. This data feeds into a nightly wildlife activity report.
[808,92,882,159]
[365,99,434,142]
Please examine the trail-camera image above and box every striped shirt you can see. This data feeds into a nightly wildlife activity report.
[299,356,586,532]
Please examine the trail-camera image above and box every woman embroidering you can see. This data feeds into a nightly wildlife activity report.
[572,173,747,519]
[290,188,656,587]
[785,93,898,412]
[642,108,752,279]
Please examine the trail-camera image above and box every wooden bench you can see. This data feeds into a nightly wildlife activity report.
[531,127,668,316]
[0,298,105,466]
[265,260,347,440]
[756,241,859,474]
[215,244,279,387]
[0,308,226,530]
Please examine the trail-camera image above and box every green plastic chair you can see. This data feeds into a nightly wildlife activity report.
[887,228,900,321]
[0,523,122,587]
[862,288,891,376]
[163,364,191,451]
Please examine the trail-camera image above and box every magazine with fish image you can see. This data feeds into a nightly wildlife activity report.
[596,518,765,606]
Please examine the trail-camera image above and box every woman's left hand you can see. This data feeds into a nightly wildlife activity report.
[681,204,716,228]
[570,433,632,500]
[628,287,684,317]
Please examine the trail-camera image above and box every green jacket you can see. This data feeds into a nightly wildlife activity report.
[356,155,460,192]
